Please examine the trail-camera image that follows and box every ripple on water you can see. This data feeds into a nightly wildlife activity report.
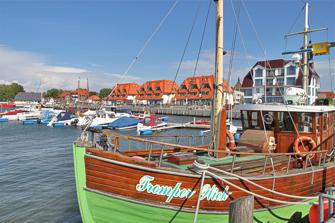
[0,122,82,223]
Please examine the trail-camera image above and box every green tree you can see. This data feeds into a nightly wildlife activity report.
[0,83,25,101]
[99,88,113,98]
[45,88,63,98]
[89,91,98,96]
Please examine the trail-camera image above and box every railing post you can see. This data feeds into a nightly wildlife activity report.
[193,170,206,223]
[262,156,268,175]
[158,145,164,167]
[286,155,291,174]
[231,154,236,173]
[148,143,152,162]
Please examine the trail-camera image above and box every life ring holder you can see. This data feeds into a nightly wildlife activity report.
[293,136,317,160]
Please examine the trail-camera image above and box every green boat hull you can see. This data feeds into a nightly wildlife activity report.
[73,144,312,223]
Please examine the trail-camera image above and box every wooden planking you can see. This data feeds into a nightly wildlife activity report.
[85,153,335,212]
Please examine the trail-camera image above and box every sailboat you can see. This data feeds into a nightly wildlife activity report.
[73,1,335,222]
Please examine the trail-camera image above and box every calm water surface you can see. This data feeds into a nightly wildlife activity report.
[0,115,208,223]
[0,121,82,223]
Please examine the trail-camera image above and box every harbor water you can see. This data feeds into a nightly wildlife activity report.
[0,121,82,223]
[0,115,211,223]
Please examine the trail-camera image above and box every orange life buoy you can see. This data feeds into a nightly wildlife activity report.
[294,136,316,158]
[227,130,235,150]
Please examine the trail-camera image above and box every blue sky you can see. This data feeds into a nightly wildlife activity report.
[0,0,333,91]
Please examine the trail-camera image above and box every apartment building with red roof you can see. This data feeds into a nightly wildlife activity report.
[136,80,178,105]
[175,75,234,105]
[240,59,320,104]
[109,83,140,104]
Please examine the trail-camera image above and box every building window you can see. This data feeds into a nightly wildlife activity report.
[190,84,198,89]
[140,88,144,91]
[180,85,187,89]
[286,77,296,85]
[147,87,153,91]
[244,98,252,104]
[255,79,263,86]
[255,68,263,77]
[266,69,275,77]
[287,65,296,75]
[202,83,210,88]
[277,78,284,85]
[244,89,252,96]
[155,87,161,91]
[266,78,274,86]
[256,88,264,94]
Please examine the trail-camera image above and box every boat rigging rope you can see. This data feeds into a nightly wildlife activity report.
[192,0,212,77]
[284,5,305,52]
[327,29,334,92]
[123,0,180,76]
[193,161,317,205]
[227,0,241,86]
[172,2,201,88]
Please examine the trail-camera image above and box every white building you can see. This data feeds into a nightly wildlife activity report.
[240,59,320,104]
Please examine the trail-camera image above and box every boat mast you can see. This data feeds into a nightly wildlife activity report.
[302,2,309,98]
[211,0,226,158]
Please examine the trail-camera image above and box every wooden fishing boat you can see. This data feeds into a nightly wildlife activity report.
[73,1,335,222]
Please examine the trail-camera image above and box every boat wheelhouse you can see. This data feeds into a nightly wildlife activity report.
[235,104,335,153]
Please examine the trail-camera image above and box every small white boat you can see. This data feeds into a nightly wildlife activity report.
[48,112,76,127]
[137,115,167,135]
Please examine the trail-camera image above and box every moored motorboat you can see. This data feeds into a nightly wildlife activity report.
[136,114,167,135]
[48,111,76,127]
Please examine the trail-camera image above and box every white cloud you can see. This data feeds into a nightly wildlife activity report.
[0,45,141,91]
[0,45,141,92]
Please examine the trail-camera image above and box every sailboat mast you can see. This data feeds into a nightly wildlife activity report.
[302,2,309,99]
[211,0,226,157]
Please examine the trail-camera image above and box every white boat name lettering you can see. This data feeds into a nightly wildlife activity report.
[135,175,231,202]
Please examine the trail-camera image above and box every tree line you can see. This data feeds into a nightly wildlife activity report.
[0,83,114,101]
[44,88,113,99]
[0,83,25,101]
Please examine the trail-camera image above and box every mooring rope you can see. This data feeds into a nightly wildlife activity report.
[193,161,317,203]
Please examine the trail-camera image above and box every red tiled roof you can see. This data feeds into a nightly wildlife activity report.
[72,89,89,96]
[318,91,335,98]
[58,91,71,98]
[89,95,101,101]
[109,82,140,101]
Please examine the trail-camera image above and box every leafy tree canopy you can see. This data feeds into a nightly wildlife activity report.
[0,83,25,101]
[99,88,113,98]
[45,88,63,98]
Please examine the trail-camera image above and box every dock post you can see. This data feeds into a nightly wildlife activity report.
[229,195,254,223]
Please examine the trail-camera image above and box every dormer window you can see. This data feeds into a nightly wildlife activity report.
[190,84,197,89]
[202,83,210,88]
[255,68,263,77]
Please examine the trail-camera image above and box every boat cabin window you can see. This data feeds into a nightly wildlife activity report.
[278,112,295,132]
[262,111,275,130]
[298,113,312,133]
[241,111,248,128]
